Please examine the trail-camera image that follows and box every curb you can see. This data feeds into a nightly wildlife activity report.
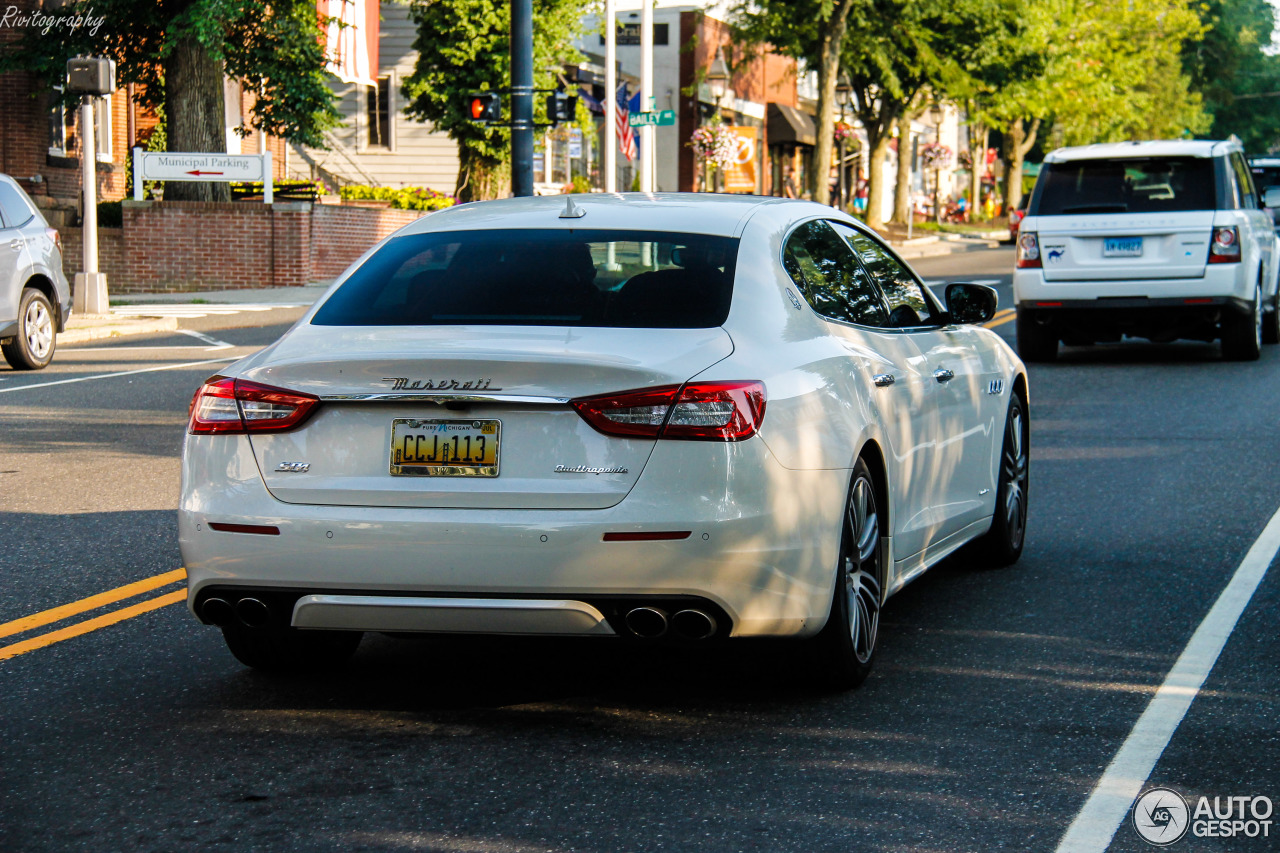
[895,239,1001,260]
[60,315,180,345]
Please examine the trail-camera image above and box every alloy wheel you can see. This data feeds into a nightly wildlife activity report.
[1001,405,1029,553]
[844,475,882,664]
[23,297,53,361]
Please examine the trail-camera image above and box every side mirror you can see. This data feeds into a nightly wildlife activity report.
[946,282,998,325]
[1264,186,1280,209]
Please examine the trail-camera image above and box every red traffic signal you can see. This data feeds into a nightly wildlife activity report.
[466,93,501,123]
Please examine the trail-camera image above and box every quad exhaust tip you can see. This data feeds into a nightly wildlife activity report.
[200,597,234,627]
[624,607,669,639]
[234,597,272,628]
[671,609,717,640]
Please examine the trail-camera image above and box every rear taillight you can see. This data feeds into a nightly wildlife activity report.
[572,381,766,442]
[1016,232,1041,268]
[1208,226,1240,264]
[188,377,320,435]
[45,228,61,252]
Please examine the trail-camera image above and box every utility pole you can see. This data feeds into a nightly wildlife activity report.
[604,0,617,192]
[510,0,534,197]
[640,0,654,192]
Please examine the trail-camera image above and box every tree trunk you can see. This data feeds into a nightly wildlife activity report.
[810,0,854,205]
[967,116,987,222]
[892,112,913,225]
[864,129,892,230]
[1003,117,1040,215]
[164,34,230,203]
[455,146,508,202]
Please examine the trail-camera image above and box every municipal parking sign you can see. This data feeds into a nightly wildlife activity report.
[133,151,274,202]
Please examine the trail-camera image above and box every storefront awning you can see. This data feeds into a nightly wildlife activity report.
[767,103,816,147]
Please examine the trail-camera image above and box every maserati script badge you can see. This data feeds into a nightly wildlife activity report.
[382,377,503,391]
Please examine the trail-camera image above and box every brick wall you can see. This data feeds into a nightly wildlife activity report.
[59,201,428,292]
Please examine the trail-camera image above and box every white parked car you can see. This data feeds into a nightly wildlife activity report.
[180,194,1029,689]
[1014,140,1280,360]
[0,174,71,370]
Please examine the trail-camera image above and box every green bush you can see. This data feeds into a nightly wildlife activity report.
[97,200,122,228]
[569,175,592,194]
[338,185,456,212]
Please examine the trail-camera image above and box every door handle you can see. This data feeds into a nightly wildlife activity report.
[933,368,955,383]
[873,373,895,387]
[8,240,22,251]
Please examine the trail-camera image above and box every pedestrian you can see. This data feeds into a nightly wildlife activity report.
[782,163,799,199]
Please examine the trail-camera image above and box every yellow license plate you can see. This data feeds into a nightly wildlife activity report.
[389,418,500,477]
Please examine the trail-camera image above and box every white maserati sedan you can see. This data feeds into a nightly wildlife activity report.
[180,193,1029,690]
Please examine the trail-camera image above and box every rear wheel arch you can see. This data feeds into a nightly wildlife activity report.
[23,275,61,330]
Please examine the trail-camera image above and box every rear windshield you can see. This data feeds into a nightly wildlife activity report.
[1252,165,1280,192]
[311,229,738,328]
[1033,157,1216,215]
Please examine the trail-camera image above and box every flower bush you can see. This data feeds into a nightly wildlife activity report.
[688,123,739,171]
[339,185,456,211]
[921,143,954,169]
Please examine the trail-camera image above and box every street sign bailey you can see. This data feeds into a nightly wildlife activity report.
[133,151,274,202]
[631,110,675,127]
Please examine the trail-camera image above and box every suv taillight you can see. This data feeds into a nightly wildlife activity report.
[1016,232,1041,268]
[572,381,766,442]
[45,228,61,252]
[1208,226,1241,264]
[188,377,320,435]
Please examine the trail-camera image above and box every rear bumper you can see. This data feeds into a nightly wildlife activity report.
[1013,265,1249,303]
[1015,296,1252,344]
[179,434,848,639]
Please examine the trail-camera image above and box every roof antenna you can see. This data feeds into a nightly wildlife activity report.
[559,195,586,219]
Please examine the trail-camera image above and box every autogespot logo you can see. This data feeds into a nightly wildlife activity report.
[1133,787,1190,846]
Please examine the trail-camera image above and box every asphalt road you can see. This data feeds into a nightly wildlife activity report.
[1,250,1276,852]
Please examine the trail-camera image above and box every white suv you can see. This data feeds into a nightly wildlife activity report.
[1014,140,1279,361]
[0,174,71,370]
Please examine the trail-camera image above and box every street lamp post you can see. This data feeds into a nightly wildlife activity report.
[704,48,730,192]
[835,75,853,210]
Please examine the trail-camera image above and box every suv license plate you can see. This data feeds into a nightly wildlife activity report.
[390,418,500,477]
[1103,237,1143,257]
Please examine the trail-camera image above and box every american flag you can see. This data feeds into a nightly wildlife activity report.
[615,84,636,162]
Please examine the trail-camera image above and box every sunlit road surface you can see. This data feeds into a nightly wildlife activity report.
[2,261,1277,852]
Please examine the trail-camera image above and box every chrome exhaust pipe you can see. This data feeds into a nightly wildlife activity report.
[235,597,272,628]
[624,606,669,639]
[671,609,717,640]
[200,597,234,626]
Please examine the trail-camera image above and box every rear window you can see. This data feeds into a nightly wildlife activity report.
[312,229,738,328]
[1252,165,1280,192]
[1033,157,1216,215]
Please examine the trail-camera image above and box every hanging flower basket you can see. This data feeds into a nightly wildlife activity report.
[921,143,954,169]
[833,121,855,143]
[688,123,739,171]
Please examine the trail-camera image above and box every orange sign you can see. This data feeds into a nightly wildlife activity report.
[722,126,758,193]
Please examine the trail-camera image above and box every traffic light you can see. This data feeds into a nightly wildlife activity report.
[466,93,501,123]
[546,91,577,125]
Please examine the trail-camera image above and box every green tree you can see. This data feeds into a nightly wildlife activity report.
[0,0,341,202]
[402,0,584,201]
[1185,0,1280,151]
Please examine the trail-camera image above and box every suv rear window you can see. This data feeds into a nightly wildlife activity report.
[1033,157,1216,215]
[312,229,738,328]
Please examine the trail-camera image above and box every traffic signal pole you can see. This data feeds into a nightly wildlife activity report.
[510,0,534,197]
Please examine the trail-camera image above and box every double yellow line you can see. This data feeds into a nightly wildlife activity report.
[0,568,187,662]
[985,308,1016,329]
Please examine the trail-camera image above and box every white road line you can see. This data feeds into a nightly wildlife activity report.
[62,330,234,354]
[0,357,236,395]
[1055,505,1280,853]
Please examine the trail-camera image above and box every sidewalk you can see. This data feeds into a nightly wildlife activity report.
[890,231,1009,259]
[58,283,333,345]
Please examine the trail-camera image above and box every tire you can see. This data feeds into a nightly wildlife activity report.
[974,394,1029,567]
[1263,289,1280,346]
[1221,283,1262,361]
[1015,310,1057,363]
[2,287,56,370]
[805,458,884,691]
[221,623,363,672]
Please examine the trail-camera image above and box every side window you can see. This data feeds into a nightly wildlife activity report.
[1231,154,1258,209]
[836,225,939,327]
[0,182,35,229]
[781,220,888,327]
